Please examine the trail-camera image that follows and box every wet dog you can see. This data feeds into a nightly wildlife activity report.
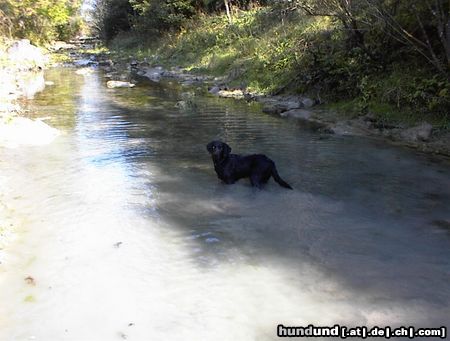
[206,140,293,189]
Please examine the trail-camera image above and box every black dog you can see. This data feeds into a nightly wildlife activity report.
[206,141,293,189]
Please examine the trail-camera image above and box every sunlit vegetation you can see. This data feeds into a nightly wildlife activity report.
[0,0,448,125]
[0,0,83,43]
[92,0,449,124]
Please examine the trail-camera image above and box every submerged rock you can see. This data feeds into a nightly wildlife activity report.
[208,86,221,95]
[175,99,197,110]
[0,117,60,147]
[302,97,315,108]
[99,59,114,67]
[75,68,94,75]
[280,109,313,120]
[106,81,135,88]
[400,122,433,142]
[262,102,295,115]
[175,100,188,109]
[281,109,329,131]
[328,120,373,136]
[432,219,450,230]
[130,60,138,68]
[73,59,96,67]
[140,66,164,82]
[260,97,305,114]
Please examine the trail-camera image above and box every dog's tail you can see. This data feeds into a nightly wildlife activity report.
[271,164,293,190]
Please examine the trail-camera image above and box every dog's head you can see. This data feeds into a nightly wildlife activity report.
[206,140,231,163]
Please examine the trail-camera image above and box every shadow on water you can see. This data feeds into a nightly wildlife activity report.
[76,72,450,321]
[3,68,449,338]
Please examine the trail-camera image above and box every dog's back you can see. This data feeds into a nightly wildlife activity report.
[232,154,270,175]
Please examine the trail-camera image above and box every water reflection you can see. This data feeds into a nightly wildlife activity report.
[16,71,46,99]
[0,68,449,340]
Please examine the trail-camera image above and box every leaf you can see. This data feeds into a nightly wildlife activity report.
[24,295,35,302]
[438,88,448,97]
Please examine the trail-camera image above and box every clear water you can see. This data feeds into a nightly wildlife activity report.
[0,68,449,340]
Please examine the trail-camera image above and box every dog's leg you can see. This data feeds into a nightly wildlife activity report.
[250,174,264,189]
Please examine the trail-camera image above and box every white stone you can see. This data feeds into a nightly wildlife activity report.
[106,81,135,88]
[7,39,48,69]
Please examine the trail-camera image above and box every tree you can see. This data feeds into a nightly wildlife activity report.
[0,0,82,43]
[294,0,367,47]
[362,0,449,78]
[130,0,197,32]
[293,0,449,78]
[93,0,134,40]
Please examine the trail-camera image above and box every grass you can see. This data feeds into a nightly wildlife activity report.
[102,7,449,129]
[324,99,449,130]
[107,9,334,93]
[49,51,72,64]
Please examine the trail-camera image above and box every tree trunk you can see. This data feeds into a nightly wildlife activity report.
[224,0,232,24]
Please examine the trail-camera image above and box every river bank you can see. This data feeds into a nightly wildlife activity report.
[0,39,59,146]
[3,37,446,158]
[94,6,449,157]
[73,47,450,158]
[0,39,60,262]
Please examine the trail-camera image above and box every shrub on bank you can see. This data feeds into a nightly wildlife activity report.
[106,7,449,127]
[0,0,83,44]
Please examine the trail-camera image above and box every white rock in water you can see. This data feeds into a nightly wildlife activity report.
[75,68,94,75]
[15,72,45,99]
[106,81,136,88]
[7,39,48,69]
[0,117,60,147]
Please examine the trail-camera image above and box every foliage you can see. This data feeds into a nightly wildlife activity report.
[363,0,450,79]
[130,0,197,33]
[101,0,448,123]
[377,69,450,116]
[0,0,83,43]
[293,0,450,79]
[93,0,135,41]
[93,0,200,39]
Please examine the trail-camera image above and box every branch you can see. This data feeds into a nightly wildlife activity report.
[413,4,445,74]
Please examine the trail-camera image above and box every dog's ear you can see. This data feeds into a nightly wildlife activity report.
[223,143,231,156]
[206,141,214,153]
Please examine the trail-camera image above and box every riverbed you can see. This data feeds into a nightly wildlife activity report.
[0,67,449,340]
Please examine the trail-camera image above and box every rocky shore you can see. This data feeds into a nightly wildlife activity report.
[0,39,59,148]
[0,39,61,262]
[90,56,449,157]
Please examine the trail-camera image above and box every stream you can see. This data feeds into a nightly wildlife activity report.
[0,67,449,340]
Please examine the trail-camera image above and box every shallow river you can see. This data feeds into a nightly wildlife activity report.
[0,68,449,340]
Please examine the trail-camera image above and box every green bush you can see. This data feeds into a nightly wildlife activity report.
[379,71,450,116]
[104,2,449,123]
[0,0,82,43]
